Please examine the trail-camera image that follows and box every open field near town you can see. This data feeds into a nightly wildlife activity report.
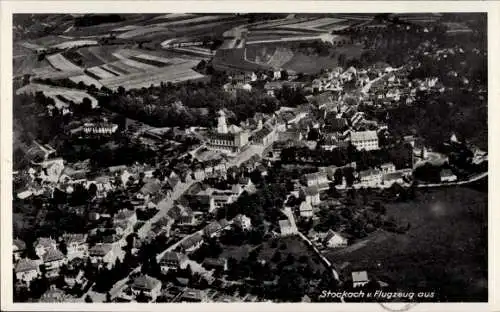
[46,53,82,71]
[326,187,487,301]
[99,60,204,90]
[16,83,98,108]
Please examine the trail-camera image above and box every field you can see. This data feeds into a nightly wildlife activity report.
[51,39,98,50]
[326,186,487,301]
[99,59,204,90]
[46,53,83,71]
[16,83,98,108]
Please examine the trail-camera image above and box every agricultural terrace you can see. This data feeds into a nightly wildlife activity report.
[16,83,98,109]
[99,60,205,91]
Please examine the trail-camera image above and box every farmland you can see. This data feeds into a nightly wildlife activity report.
[98,59,205,90]
[16,83,98,108]
[46,53,83,71]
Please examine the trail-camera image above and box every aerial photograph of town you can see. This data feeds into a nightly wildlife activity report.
[10,12,487,303]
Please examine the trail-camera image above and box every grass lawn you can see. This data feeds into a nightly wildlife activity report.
[326,186,488,302]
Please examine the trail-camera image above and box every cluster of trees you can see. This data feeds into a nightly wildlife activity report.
[98,79,279,129]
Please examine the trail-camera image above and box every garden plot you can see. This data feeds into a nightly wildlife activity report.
[46,53,83,72]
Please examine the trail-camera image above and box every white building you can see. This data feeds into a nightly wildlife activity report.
[323,230,348,248]
[358,169,383,187]
[207,110,249,155]
[350,131,379,151]
[440,169,457,182]
[62,233,88,260]
[352,271,369,288]
[15,258,41,285]
[299,201,314,218]
[131,275,162,301]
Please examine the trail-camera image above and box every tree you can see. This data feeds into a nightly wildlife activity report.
[85,294,93,303]
[59,240,68,255]
[105,292,112,302]
[81,97,93,113]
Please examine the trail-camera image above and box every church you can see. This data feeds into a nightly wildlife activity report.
[207,110,249,155]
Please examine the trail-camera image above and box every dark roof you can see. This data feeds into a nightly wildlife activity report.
[180,233,203,249]
[325,118,348,132]
[15,258,39,272]
[88,243,112,257]
[43,248,65,262]
[204,221,222,235]
[132,275,161,291]
[160,251,185,263]
[62,233,87,244]
[253,126,273,141]
[140,180,161,195]
[207,132,236,141]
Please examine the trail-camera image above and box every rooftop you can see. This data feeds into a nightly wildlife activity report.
[351,130,378,142]
[132,275,161,291]
[352,271,369,283]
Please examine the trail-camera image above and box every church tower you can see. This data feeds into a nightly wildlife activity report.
[217,110,228,134]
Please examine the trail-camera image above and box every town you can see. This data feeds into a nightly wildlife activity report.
[12,13,487,303]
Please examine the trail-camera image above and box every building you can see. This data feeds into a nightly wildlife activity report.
[300,186,321,206]
[203,221,223,238]
[34,237,57,259]
[234,214,252,231]
[159,252,188,273]
[380,162,396,174]
[207,110,249,155]
[180,233,203,253]
[440,169,457,182]
[62,233,88,260]
[352,271,369,288]
[323,230,348,248]
[299,201,314,218]
[350,131,379,151]
[42,248,66,278]
[358,169,382,187]
[13,239,26,261]
[131,275,162,301]
[253,125,278,147]
[15,258,41,285]
[82,122,118,135]
[88,243,116,269]
[302,172,329,190]
[202,257,228,272]
[279,219,298,237]
[179,288,209,302]
[113,209,138,237]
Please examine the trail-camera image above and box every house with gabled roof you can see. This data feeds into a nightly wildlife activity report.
[15,258,41,285]
[180,233,203,253]
[34,237,57,259]
[42,248,66,278]
[88,243,116,269]
[159,252,188,273]
[300,185,321,206]
[299,201,314,218]
[131,274,162,301]
[61,233,88,260]
[323,230,348,248]
[203,221,222,238]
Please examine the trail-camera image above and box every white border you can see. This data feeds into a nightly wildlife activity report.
[1,1,499,312]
